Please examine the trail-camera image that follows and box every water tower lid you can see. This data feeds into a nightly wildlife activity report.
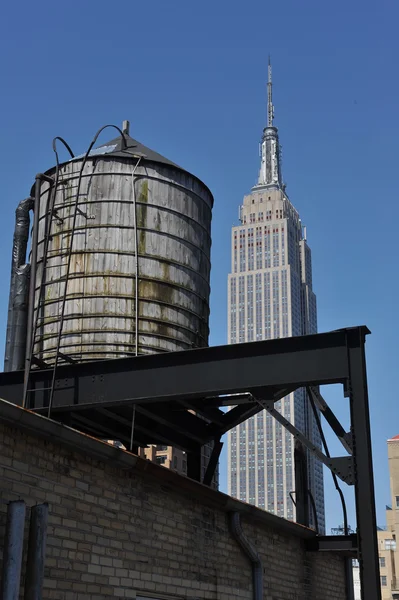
[70,132,181,170]
[34,130,214,204]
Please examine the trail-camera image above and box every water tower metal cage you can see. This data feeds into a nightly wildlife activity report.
[5,123,213,383]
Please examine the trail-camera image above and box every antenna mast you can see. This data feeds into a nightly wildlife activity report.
[267,56,274,127]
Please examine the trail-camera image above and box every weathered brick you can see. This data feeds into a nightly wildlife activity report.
[0,413,346,600]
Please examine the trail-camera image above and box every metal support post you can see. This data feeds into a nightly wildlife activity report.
[24,503,49,600]
[294,442,309,527]
[203,438,223,486]
[0,500,26,600]
[345,557,355,600]
[129,405,136,452]
[187,445,202,482]
[346,329,381,600]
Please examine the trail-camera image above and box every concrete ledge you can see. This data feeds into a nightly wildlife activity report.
[0,397,315,540]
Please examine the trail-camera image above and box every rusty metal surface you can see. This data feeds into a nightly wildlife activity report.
[33,157,213,363]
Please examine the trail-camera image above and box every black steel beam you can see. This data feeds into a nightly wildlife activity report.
[0,328,361,410]
[134,405,209,444]
[0,325,380,599]
[294,442,309,528]
[212,387,295,436]
[346,328,381,600]
[176,399,225,427]
[96,408,175,448]
[305,534,358,554]
[307,386,353,454]
[71,414,133,447]
[202,438,223,486]
[187,446,202,482]
[69,406,200,452]
[260,397,354,484]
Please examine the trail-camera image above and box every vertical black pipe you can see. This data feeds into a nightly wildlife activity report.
[0,500,26,600]
[10,265,31,371]
[24,503,49,600]
[4,198,34,372]
[230,512,263,600]
[23,174,52,407]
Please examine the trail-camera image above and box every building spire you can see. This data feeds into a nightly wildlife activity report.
[256,56,282,189]
[267,55,274,127]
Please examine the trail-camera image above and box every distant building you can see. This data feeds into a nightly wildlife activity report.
[226,59,325,531]
[335,435,399,599]
[377,434,399,599]
[139,445,187,474]
[353,560,361,600]
[106,441,218,489]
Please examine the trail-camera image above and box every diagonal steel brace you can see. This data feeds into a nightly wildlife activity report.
[307,386,353,454]
[258,398,354,485]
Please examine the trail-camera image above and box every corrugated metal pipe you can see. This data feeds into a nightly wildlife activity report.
[24,503,49,600]
[230,512,263,600]
[0,500,26,600]
[4,197,34,372]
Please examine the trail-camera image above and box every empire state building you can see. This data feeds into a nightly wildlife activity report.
[227,61,325,532]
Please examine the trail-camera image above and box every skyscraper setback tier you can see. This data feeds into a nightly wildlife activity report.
[227,61,325,533]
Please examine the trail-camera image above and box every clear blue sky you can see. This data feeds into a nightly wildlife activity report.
[1,0,398,531]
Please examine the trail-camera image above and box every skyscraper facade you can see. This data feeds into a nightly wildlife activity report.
[227,61,325,532]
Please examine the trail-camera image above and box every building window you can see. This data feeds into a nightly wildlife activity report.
[264,272,271,339]
[255,273,262,340]
[248,228,254,270]
[272,271,280,338]
[272,228,279,267]
[156,455,167,465]
[256,227,262,270]
[233,231,238,273]
[381,575,387,586]
[396,495,399,508]
[247,275,254,342]
[379,557,386,568]
[385,539,396,550]
[238,276,245,343]
[264,227,271,268]
[239,229,246,272]
[156,445,168,451]
[230,277,237,344]
[173,456,178,469]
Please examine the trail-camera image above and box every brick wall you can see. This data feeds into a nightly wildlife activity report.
[0,400,347,599]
